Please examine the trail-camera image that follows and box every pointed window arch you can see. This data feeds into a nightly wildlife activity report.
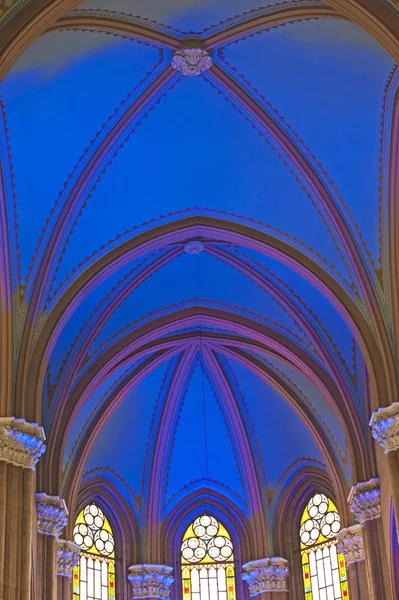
[72,502,116,600]
[300,492,349,599]
[181,514,236,600]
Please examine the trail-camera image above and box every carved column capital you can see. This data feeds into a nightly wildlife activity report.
[242,558,289,596]
[128,564,174,599]
[57,539,80,578]
[336,525,364,564]
[370,402,399,453]
[0,417,45,469]
[348,478,381,524]
[36,494,68,538]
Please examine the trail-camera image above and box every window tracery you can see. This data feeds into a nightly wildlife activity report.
[72,503,115,600]
[300,492,349,599]
[181,514,236,600]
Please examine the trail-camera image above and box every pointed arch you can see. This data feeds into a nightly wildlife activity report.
[24,218,395,425]
[72,502,116,600]
[299,492,349,599]
[180,514,236,600]
[163,492,250,599]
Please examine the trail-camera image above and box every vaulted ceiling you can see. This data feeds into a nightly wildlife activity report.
[0,0,398,550]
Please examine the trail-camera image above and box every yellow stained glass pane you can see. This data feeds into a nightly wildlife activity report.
[300,493,350,600]
[73,503,116,600]
[226,565,235,600]
[180,514,236,600]
[73,565,79,598]
[109,563,115,600]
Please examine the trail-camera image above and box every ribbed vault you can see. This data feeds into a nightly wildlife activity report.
[0,0,399,563]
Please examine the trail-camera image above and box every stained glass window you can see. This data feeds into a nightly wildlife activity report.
[181,514,236,600]
[300,492,349,600]
[72,503,116,600]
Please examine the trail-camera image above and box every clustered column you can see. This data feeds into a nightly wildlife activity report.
[36,494,69,600]
[336,525,368,599]
[242,557,289,599]
[370,402,399,538]
[348,478,391,599]
[127,564,174,599]
[56,539,80,600]
[0,417,45,599]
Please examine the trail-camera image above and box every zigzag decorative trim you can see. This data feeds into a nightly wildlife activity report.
[213,48,379,286]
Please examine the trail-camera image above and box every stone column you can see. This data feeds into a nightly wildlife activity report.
[127,564,174,599]
[35,494,68,600]
[242,558,289,599]
[56,540,80,600]
[348,478,392,599]
[337,525,369,599]
[0,417,46,600]
[370,403,399,539]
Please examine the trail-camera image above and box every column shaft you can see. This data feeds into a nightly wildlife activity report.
[346,560,369,600]
[348,479,393,600]
[20,469,34,599]
[56,540,79,600]
[370,403,399,540]
[35,494,69,600]
[387,450,399,539]
[362,518,391,599]
[57,575,72,600]
[0,417,45,600]
[0,461,6,593]
[36,534,57,600]
[0,463,35,600]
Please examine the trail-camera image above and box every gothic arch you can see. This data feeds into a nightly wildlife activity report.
[72,476,139,600]
[163,491,251,599]
[273,465,345,600]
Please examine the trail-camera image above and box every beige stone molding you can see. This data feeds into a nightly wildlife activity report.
[370,402,399,453]
[336,524,364,564]
[0,417,45,469]
[348,478,381,524]
[128,564,174,599]
[36,493,68,538]
[57,539,80,578]
[242,557,289,595]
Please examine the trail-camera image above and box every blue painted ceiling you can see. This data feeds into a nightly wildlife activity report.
[0,1,394,519]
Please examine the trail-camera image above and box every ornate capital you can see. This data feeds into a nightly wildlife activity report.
[348,478,381,524]
[57,539,80,578]
[36,494,68,538]
[242,558,289,595]
[0,417,45,469]
[172,48,212,76]
[128,564,174,599]
[336,525,364,564]
[370,403,399,453]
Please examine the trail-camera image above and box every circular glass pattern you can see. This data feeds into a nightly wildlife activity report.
[181,538,207,563]
[94,529,114,556]
[307,493,329,520]
[300,493,342,547]
[320,511,341,538]
[300,519,320,547]
[73,503,114,557]
[208,537,233,562]
[193,515,219,540]
[181,514,234,564]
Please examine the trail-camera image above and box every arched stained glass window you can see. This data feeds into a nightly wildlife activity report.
[181,514,236,600]
[300,492,349,600]
[72,503,116,600]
